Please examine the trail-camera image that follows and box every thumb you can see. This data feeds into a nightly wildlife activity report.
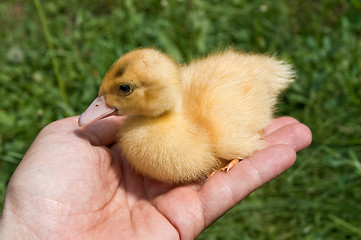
[74,115,126,146]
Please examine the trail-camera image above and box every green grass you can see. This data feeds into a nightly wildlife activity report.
[1,0,361,239]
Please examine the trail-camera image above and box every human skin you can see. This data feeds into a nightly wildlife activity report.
[0,116,312,240]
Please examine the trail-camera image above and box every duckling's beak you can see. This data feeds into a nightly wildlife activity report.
[78,96,117,127]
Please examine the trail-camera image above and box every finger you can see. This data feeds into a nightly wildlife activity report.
[264,116,299,136]
[264,122,312,152]
[75,115,126,146]
[199,144,296,228]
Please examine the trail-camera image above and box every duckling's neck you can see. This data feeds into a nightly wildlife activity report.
[123,104,187,136]
[145,87,185,119]
[126,94,185,126]
[168,96,184,116]
[146,100,184,120]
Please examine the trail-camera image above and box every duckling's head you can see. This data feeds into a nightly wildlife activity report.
[79,48,181,126]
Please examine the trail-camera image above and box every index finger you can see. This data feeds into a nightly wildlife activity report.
[198,119,312,228]
[199,144,296,228]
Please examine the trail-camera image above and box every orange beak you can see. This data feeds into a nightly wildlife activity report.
[78,96,117,127]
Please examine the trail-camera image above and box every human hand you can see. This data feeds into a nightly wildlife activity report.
[0,116,311,240]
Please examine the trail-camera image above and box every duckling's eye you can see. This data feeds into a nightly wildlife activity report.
[118,84,132,95]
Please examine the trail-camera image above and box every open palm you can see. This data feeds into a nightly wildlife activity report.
[1,116,311,240]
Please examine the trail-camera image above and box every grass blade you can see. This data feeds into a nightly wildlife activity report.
[33,0,69,106]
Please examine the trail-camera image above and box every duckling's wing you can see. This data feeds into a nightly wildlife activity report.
[181,51,293,159]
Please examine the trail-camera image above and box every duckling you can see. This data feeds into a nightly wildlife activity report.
[79,48,293,184]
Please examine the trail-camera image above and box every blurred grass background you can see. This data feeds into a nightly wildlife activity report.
[1,0,361,239]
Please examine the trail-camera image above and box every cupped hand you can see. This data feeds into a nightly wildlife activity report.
[0,116,311,240]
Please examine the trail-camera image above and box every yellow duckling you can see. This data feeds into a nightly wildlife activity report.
[79,48,293,183]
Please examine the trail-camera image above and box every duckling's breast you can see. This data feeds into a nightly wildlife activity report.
[117,114,223,183]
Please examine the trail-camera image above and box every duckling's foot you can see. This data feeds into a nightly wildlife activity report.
[207,169,218,178]
[259,129,265,138]
[221,159,240,172]
[207,159,241,179]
